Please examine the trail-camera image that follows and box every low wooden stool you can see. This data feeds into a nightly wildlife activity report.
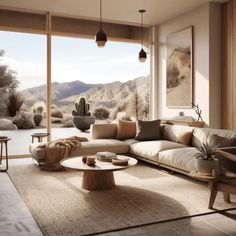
[0,136,11,172]
[31,133,50,143]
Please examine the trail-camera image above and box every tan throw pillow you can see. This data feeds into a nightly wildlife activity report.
[209,134,236,148]
[177,132,193,146]
[135,119,161,141]
[116,120,136,140]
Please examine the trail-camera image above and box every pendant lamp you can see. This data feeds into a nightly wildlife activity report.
[96,0,107,47]
[138,9,147,63]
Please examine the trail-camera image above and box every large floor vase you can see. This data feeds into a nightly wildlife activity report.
[73,116,95,131]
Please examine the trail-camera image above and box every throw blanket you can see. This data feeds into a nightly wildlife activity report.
[38,136,88,171]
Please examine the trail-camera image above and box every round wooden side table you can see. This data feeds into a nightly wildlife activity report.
[31,133,50,143]
[0,136,11,172]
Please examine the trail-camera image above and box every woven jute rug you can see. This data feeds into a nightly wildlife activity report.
[8,163,236,236]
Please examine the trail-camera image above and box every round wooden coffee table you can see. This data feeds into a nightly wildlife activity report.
[61,155,137,191]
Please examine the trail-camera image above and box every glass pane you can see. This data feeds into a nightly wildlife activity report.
[0,31,46,156]
[51,36,149,138]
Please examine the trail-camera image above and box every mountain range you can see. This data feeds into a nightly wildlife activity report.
[22,76,149,114]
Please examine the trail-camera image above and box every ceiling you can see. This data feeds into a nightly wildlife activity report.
[0,0,227,26]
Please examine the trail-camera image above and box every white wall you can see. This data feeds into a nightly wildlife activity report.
[155,3,221,128]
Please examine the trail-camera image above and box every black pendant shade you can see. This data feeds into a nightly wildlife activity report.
[139,48,147,63]
[96,28,107,48]
[96,0,107,47]
[138,9,147,63]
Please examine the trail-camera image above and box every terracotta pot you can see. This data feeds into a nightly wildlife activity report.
[195,158,219,175]
[73,116,95,131]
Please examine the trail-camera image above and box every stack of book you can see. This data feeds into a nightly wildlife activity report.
[96,152,116,162]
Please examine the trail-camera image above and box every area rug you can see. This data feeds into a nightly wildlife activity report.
[8,163,236,236]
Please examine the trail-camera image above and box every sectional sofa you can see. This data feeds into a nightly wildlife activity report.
[30,123,236,175]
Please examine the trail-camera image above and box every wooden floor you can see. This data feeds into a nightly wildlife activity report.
[1,159,236,236]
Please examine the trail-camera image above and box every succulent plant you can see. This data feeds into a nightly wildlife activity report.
[72,97,91,117]
[194,142,219,160]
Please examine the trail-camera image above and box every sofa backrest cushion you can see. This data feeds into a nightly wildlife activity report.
[176,132,193,146]
[91,123,117,139]
[135,119,161,141]
[116,119,136,140]
[192,128,236,148]
[209,134,236,148]
[163,125,194,145]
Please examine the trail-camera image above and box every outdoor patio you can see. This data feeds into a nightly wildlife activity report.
[0,127,90,156]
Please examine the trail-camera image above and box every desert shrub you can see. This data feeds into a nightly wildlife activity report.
[51,117,62,123]
[116,112,132,121]
[12,111,35,129]
[0,118,17,130]
[111,100,128,120]
[93,107,110,120]
[51,104,63,118]
[51,108,63,118]
[33,113,43,126]
[32,101,46,114]
[6,91,24,116]
[62,115,73,127]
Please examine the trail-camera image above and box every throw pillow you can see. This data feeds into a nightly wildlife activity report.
[135,119,161,141]
[116,119,136,140]
[209,134,236,148]
[177,131,193,146]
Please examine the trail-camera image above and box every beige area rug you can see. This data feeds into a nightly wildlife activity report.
[8,163,236,236]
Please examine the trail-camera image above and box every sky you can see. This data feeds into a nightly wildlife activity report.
[0,31,149,90]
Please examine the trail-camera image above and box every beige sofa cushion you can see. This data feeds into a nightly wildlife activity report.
[91,123,117,139]
[177,132,193,146]
[130,140,186,162]
[163,125,194,144]
[209,134,236,148]
[158,147,199,173]
[30,139,129,162]
[29,142,47,162]
[116,120,136,140]
[192,128,236,148]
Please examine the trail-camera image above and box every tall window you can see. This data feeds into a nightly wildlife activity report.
[51,36,149,135]
[0,31,46,155]
[0,32,149,155]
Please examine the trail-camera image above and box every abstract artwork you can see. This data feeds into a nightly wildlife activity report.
[166,26,193,108]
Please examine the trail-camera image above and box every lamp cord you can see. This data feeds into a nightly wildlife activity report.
[100,0,102,29]
[141,12,143,48]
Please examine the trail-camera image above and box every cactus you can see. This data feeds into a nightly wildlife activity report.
[72,97,91,117]
[33,113,43,126]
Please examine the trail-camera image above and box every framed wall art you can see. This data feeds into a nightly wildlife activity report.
[166,26,193,108]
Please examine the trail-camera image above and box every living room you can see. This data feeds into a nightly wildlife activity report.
[0,0,236,235]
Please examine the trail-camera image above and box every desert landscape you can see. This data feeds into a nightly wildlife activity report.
[0,76,149,130]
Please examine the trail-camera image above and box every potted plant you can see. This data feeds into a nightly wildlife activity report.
[194,142,219,175]
[72,97,95,131]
